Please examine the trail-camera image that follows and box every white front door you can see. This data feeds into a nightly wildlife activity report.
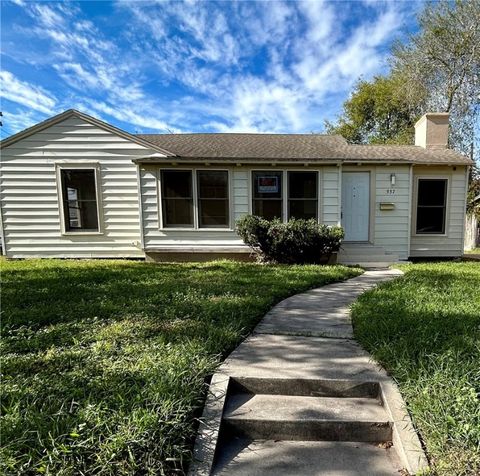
[341,172,370,241]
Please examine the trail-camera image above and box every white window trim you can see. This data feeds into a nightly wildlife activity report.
[412,175,450,237]
[157,167,233,231]
[56,163,104,236]
[286,170,320,221]
[250,169,321,223]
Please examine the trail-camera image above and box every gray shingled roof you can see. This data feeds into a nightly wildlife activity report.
[136,133,471,165]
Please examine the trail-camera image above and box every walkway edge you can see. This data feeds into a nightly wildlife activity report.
[189,270,429,475]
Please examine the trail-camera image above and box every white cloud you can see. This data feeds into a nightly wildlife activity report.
[85,100,182,133]
[0,71,56,114]
[2,0,407,135]
[0,109,44,137]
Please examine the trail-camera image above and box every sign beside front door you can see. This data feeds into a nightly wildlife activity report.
[341,172,370,241]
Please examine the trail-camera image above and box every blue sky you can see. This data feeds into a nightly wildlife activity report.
[0,0,420,139]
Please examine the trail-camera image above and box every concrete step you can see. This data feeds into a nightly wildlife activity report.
[213,439,402,475]
[339,246,393,256]
[339,262,398,269]
[338,255,397,262]
[229,377,380,398]
[222,394,392,442]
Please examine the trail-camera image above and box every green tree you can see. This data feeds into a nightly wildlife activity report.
[392,0,480,157]
[327,0,480,159]
[325,73,422,145]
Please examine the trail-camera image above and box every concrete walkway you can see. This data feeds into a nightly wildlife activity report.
[190,270,428,476]
[222,270,402,379]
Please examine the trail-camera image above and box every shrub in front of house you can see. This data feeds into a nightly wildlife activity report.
[236,215,344,264]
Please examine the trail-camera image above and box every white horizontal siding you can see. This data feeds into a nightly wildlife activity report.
[374,165,410,259]
[410,166,468,257]
[233,168,249,222]
[1,116,157,258]
[322,167,340,225]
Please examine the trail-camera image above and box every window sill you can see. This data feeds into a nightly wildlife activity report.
[413,233,448,237]
[62,231,104,236]
[159,228,235,232]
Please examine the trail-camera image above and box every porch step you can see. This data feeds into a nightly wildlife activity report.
[339,245,395,256]
[338,255,397,262]
[212,378,402,475]
[339,262,400,270]
[213,440,402,476]
[337,244,399,268]
[222,394,392,442]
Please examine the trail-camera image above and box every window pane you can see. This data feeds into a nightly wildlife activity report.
[416,207,446,234]
[198,171,228,198]
[197,171,229,227]
[418,179,446,206]
[289,200,317,220]
[289,172,317,199]
[253,199,283,220]
[61,169,99,232]
[253,172,282,199]
[161,170,194,227]
[199,199,229,227]
[162,170,192,198]
[163,198,193,227]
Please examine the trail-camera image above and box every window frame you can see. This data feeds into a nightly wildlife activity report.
[157,167,232,231]
[287,170,319,221]
[196,169,231,229]
[250,169,321,222]
[251,170,285,221]
[413,176,449,236]
[56,163,103,236]
[160,169,195,229]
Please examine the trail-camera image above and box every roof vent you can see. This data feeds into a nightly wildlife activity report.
[414,113,449,149]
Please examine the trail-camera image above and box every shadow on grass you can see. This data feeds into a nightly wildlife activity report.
[1,259,361,475]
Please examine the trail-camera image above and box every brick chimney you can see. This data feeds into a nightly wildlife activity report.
[414,112,449,149]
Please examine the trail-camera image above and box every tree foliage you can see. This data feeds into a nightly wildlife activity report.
[325,73,422,145]
[327,0,480,160]
[391,0,480,157]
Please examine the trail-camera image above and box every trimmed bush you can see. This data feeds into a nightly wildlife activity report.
[236,215,344,264]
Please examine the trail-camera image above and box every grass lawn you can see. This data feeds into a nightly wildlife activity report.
[0,259,361,475]
[352,262,480,476]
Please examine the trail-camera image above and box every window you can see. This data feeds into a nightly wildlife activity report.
[288,171,318,220]
[252,171,283,220]
[160,169,230,228]
[161,170,194,227]
[197,171,229,227]
[416,179,447,234]
[60,169,99,232]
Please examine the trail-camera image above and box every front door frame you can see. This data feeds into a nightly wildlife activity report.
[341,169,374,243]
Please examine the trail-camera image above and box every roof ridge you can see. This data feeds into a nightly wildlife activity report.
[136,132,343,137]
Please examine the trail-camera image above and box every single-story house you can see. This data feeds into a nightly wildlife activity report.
[0,110,473,265]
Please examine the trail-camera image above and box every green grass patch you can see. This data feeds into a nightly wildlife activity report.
[0,259,361,475]
[352,262,480,475]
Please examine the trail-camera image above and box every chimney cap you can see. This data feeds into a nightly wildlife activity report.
[414,112,450,128]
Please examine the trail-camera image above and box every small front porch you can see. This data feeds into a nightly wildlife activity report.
[337,242,403,268]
